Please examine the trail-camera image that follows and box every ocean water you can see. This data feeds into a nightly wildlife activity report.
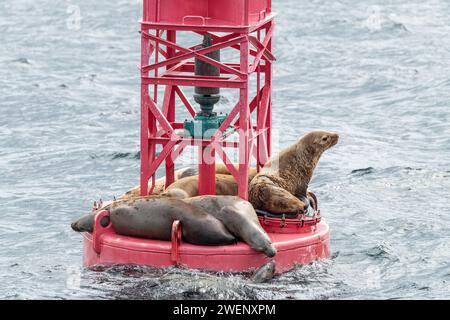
[1,0,450,299]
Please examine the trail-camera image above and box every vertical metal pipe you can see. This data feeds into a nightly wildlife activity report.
[165,30,177,187]
[238,36,249,199]
[265,22,273,158]
[256,29,261,172]
[198,145,216,195]
[140,26,150,196]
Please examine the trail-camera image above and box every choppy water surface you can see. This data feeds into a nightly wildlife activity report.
[1,0,450,299]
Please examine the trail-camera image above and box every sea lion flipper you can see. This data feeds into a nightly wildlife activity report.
[220,205,276,257]
[258,184,307,214]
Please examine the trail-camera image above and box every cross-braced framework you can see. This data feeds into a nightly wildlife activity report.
[139,16,275,200]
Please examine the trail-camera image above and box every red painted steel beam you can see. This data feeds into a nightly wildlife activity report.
[196,32,259,57]
[168,140,190,167]
[256,86,270,129]
[212,101,241,142]
[140,15,276,33]
[147,97,174,135]
[140,22,253,33]
[265,21,273,162]
[141,33,247,78]
[195,31,241,43]
[161,85,173,118]
[173,62,259,74]
[174,86,196,117]
[212,142,239,180]
[198,145,216,195]
[149,137,240,148]
[140,25,153,196]
[249,16,276,33]
[248,36,276,62]
[146,138,180,180]
[238,38,250,200]
[162,73,234,81]
[249,23,275,73]
[233,85,265,128]
[164,30,177,187]
[142,76,246,89]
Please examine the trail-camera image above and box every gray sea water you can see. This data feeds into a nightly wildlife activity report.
[1,0,450,299]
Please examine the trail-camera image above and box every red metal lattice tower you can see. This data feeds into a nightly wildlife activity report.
[140,0,275,199]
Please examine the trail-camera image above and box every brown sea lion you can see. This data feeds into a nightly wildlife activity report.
[249,131,339,214]
[183,196,276,257]
[120,164,257,199]
[164,173,257,198]
[120,167,198,199]
[214,163,258,177]
[123,166,258,200]
[71,197,236,246]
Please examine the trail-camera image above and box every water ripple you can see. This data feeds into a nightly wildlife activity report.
[2,0,450,299]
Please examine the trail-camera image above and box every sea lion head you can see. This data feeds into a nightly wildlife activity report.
[71,212,96,233]
[71,210,110,233]
[251,261,276,283]
[300,130,339,155]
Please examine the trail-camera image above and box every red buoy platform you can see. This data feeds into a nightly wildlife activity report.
[80,1,332,273]
[83,204,330,273]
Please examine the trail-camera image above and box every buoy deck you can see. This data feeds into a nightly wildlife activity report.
[82,218,330,273]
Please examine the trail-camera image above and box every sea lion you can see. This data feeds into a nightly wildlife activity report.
[251,261,276,283]
[249,131,339,214]
[71,195,276,257]
[121,166,198,199]
[183,196,276,257]
[121,164,258,199]
[214,163,258,177]
[164,173,256,198]
[71,197,236,245]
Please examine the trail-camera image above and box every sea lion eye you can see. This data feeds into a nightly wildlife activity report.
[321,136,328,142]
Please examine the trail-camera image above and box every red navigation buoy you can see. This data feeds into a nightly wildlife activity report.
[82,0,331,273]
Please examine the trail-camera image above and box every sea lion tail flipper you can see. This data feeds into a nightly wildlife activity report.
[259,185,307,214]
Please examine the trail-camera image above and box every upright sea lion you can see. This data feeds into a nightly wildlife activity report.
[249,131,339,214]
[71,197,236,246]
[183,196,276,257]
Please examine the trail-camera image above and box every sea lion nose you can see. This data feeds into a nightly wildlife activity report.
[329,132,339,144]
[71,221,79,231]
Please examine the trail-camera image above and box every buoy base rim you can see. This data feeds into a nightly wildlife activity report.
[82,220,330,274]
